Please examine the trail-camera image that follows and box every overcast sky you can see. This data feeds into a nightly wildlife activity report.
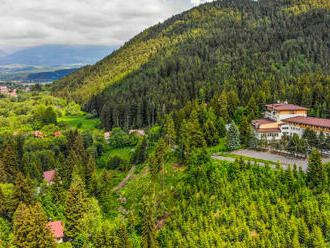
[0,0,213,52]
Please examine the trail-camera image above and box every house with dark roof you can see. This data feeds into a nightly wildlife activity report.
[252,103,330,141]
[47,221,64,243]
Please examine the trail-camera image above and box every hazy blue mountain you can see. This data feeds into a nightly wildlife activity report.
[0,50,7,58]
[0,45,119,66]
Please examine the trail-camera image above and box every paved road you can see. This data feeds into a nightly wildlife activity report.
[213,149,330,172]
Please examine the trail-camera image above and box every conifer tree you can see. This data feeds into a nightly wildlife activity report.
[216,117,227,138]
[0,159,7,183]
[227,90,239,118]
[85,155,97,195]
[149,155,161,198]
[10,173,35,217]
[226,121,240,151]
[155,138,167,191]
[50,171,66,206]
[164,114,176,148]
[0,187,7,218]
[203,120,219,146]
[1,140,19,183]
[118,223,132,248]
[239,116,251,145]
[219,90,229,121]
[93,221,119,248]
[309,226,326,247]
[131,136,148,165]
[142,201,158,248]
[307,149,327,191]
[64,177,88,240]
[248,129,258,149]
[13,203,56,248]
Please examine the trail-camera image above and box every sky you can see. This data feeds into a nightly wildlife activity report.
[0,0,213,53]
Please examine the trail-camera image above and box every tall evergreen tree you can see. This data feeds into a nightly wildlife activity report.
[64,177,88,240]
[216,117,227,138]
[203,120,219,146]
[307,149,327,192]
[13,203,56,248]
[117,223,132,248]
[1,140,19,183]
[164,114,176,148]
[142,201,157,248]
[239,116,251,145]
[226,121,240,151]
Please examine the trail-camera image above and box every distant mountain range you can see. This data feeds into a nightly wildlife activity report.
[0,45,119,82]
[0,45,118,67]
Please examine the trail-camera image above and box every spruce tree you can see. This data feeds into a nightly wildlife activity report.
[117,223,132,248]
[131,136,148,165]
[226,121,240,151]
[93,221,119,248]
[239,116,251,145]
[248,130,258,149]
[1,140,19,183]
[50,171,66,206]
[164,114,176,148]
[216,117,227,138]
[203,120,219,146]
[307,149,327,192]
[13,203,56,248]
[0,159,7,183]
[149,155,161,198]
[219,90,229,121]
[142,201,158,248]
[155,138,167,191]
[64,177,88,240]
[85,155,97,195]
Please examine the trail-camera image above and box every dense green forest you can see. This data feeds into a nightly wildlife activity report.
[0,86,329,247]
[53,0,330,130]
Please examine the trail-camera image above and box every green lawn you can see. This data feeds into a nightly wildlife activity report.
[58,114,100,130]
[218,153,280,166]
[206,138,227,154]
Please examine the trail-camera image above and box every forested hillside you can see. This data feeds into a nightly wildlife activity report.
[52,0,330,130]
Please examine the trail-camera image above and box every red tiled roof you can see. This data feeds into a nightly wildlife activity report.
[282,116,330,128]
[47,221,64,238]
[43,170,55,182]
[252,119,276,125]
[266,104,308,111]
[255,128,281,133]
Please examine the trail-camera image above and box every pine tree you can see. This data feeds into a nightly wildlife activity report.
[164,114,176,148]
[10,173,35,217]
[155,138,167,191]
[203,120,219,146]
[216,117,227,138]
[309,226,326,247]
[0,159,7,183]
[85,155,97,195]
[226,121,240,151]
[239,116,251,145]
[142,201,158,248]
[64,177,88,240]
[1,140,19,183]
[50,171,66,206]
[93,221,119,248]
[117,223,132,248]
[219,90,229,121]
[13,203,56,248]
[227,90,239,118]
[149,155,161,198]
[131,136,148,165]
[307,149,327,192]
[248,130,258,149]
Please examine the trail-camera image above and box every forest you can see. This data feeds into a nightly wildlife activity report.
[0,85,329,247]
[1,0,330,247]
[52,0,330,130]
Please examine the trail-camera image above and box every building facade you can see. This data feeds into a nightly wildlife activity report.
[252,103,330,141]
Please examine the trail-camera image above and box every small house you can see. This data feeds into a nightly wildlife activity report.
[47,221,64,243]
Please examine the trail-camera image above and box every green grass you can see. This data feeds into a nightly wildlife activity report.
[100,146,134,162]
[218,153,280,166]
[58,114,100,130]
[206,138,227,154]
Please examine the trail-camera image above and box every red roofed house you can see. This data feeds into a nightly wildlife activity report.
[252,102,330,141]
[43,170,55,183]
[47,221,64,243]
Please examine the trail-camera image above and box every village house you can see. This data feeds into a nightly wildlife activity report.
[47,221,64,243]
[43,170,55,183]
[252,103,330,141]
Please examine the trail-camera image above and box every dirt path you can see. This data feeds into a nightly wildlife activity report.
[112,166,136,192]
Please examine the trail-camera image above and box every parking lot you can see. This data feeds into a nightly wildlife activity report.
[214,149,330,172]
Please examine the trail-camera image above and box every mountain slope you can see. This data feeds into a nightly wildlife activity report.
[0,45,118,66]
[52,0,330,130]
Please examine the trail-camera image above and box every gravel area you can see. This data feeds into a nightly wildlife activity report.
[213,149,330,172]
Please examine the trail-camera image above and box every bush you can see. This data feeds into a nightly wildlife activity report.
[109,128,130,148]
[107,155,130,171]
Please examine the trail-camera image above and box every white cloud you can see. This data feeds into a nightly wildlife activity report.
[0,0,195,51]
[190,0,214,7]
